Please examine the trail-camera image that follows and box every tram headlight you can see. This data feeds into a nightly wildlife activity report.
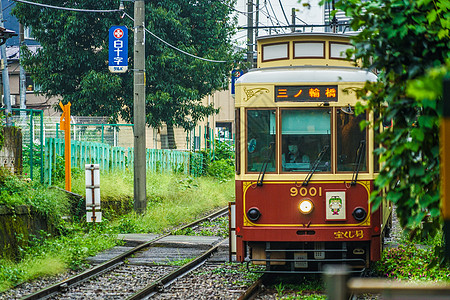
[352,207,367,221]
[299,199,314,214]
[247,208,261,222]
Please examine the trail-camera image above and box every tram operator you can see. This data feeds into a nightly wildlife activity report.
[282,141,310,171]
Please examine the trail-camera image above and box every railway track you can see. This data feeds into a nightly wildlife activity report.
[18,207,229,300]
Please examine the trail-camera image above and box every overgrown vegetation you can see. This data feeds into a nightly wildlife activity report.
[322,0,449,240]
[201,139,235,181]
[0,170,234,292]
[0,167,69,222]
[263,276,325,300]
[376,233,450,281]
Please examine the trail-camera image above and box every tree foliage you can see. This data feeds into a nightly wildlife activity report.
[12,0,239,129]
[325,0,450,239]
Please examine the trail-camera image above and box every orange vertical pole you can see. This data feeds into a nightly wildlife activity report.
[59,101,71,191]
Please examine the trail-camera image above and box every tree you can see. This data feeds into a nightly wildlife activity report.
[323,0,450,239]
[13,0,239,147]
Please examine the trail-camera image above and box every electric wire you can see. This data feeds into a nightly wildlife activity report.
[12,0,121,13]
[266,0,287,33]
[277,0,290,26]
[221,0,267,15]
[3,1,15,12]
[12,0,228,64]
[123,12,227,63]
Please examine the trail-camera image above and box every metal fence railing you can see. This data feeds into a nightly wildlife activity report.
[2,109,229,184]
[44,138,204,185]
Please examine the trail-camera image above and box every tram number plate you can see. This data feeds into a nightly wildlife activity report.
[294,252,308,268]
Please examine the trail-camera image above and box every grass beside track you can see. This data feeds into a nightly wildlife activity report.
[0,170,234,293]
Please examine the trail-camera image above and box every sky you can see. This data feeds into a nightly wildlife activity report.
[232,0,325,46]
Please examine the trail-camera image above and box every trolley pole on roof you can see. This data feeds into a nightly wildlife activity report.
[133,0,147,214]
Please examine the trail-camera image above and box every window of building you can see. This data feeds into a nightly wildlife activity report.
[25,75,41,92]
[24,26,34,40]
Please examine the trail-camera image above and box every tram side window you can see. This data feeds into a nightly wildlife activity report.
[247,110,276,173]
[281,109,331,172]
[337,110,367,172]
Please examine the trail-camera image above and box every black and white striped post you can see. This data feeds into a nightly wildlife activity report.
[85,164,101,223]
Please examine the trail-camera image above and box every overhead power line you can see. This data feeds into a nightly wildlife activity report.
[221,0,267,15]
[12,0,227,64]
[12,0,121,13]
[277,0,290,25]
[122,12,227,63]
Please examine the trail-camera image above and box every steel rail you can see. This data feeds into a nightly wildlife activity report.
[237,275,266,300]
[20,206,228,300]
[126,239,226,299]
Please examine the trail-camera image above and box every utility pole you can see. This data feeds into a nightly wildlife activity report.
[291,8,296,32]
[0,0,12,126]
[247,0,254,67]
[255,0,259,53]
[19,23,26,117]
[133,0,147,213]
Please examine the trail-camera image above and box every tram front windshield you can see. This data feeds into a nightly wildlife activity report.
[282,109,331,172]
[247,110,276,173]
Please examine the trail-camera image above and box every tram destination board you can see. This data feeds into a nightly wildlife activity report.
[275,85,338,102]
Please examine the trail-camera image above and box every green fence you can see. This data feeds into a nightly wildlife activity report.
[1,108,45,183]
[1,108,225,184]
[44,138,204,185]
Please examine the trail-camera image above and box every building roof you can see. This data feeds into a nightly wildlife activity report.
[5,44,41,61]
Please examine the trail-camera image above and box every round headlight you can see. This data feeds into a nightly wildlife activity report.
[353,207,367,221]
[247,208,261,222]
[299,199,314,214]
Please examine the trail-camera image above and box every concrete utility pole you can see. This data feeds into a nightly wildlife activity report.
[0,0,12,126]
[255,0,259,53]
[133,0,147,213]
[247,0,254,67]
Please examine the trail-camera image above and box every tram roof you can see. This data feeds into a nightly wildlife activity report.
[256,32,355,41]
[235,66,377,84]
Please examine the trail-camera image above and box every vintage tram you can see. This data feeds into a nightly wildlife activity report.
[230,32,392,273]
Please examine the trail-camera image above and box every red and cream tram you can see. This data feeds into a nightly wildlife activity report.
[230,32,392,273]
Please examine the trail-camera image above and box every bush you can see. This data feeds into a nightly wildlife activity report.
[0,167,70,220]
[376,243,450,281]
[207,160,234,181]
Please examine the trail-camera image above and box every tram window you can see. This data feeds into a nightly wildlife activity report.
[246,110,276,173]
[337,110,367,172]
[281,109,331,172]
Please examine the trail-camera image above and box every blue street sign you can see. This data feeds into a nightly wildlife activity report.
[231,69,244,96]
[109,26,128,73]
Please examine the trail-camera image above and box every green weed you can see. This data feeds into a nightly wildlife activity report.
[375,242,450,281]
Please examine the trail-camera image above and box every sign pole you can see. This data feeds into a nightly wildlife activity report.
[133,0,147,213]
[59,101,71,191]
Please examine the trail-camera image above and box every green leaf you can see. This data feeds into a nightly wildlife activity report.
[410,128,425,142]
[427,9,438,24]
[418,115,437,129]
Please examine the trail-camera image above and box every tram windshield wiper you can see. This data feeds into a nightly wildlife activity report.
[351,140,366,186]
[257,142,275,187]
[302,145,329,186]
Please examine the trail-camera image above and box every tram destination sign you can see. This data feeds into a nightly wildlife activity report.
[275,85,338,102]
